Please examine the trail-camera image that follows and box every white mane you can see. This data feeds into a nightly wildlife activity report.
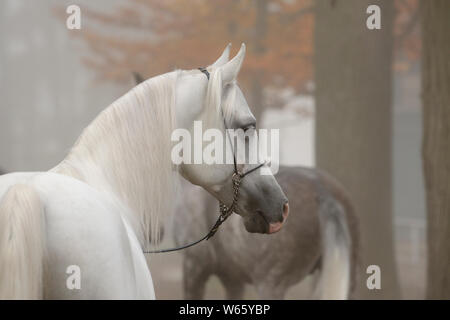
[52,67,237,248]
[53,71,180,247]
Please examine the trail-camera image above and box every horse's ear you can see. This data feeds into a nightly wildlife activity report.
[221,43,245,84]
[211,43,231,68]
[132,72,145,85]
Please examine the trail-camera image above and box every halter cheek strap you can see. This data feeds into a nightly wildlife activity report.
[198,67,210,80]
[143,67,264,254]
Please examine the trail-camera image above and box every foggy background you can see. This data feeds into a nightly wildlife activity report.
[0,0,425,299]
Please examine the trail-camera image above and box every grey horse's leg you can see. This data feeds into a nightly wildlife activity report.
[256,284,287,300]
[183,256,210,299]
[220,276,245,300]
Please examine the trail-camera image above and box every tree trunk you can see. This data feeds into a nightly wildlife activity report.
[421,0,450,300]
[314,0,400,298]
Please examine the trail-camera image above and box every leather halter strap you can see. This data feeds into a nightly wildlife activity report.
[144,67,264,254]
[198,67,210,80]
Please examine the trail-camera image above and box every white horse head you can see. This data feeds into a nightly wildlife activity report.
[174,44,289,234]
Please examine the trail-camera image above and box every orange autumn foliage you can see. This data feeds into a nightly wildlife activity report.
[76,0,419,89]
[78,0,314,92]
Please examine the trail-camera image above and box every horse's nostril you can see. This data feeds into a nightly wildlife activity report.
[282,202,289,221]
[268,203,289,234]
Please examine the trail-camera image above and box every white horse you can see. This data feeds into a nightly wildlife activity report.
[0,44,289,299]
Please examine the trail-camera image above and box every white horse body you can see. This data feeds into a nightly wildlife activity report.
[0,70,179,299]
[0,171,155,299]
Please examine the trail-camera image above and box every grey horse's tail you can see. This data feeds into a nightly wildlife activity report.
[313,186,351,300]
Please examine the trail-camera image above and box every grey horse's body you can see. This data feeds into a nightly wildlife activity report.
[173,166,360,299]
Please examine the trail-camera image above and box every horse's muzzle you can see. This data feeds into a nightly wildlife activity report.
[268,202,289,234]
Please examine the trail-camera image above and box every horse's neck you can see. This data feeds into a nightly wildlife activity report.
[53,73,179,245]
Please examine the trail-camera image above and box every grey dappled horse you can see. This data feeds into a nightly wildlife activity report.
[173,166,360,299]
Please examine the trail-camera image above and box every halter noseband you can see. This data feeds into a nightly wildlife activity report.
[144,67,264,254]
